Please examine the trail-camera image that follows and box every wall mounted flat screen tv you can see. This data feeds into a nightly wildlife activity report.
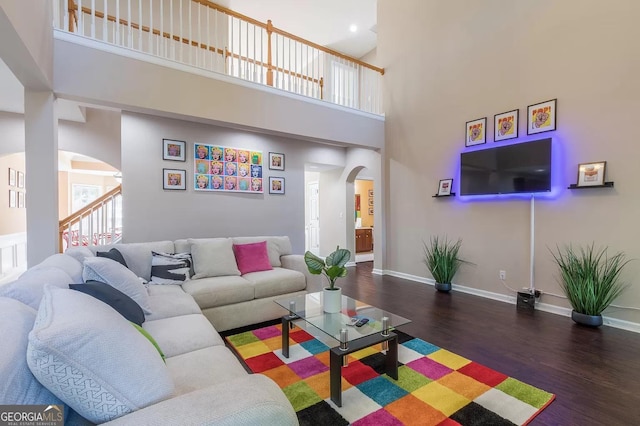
[460,138,552,195]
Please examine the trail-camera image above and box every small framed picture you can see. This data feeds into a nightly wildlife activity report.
[163,168,186,190]
[269,152,285,170]
[8,168,16,187]
[368,198,373,206]
[163,139,186,161]
[368,207,374,215]
[577,161,606,187]
[269,176,285,194]
[17,171,24,188]
[368,189,373,197]
[465,117,487,147]
[437,178,453,196]
[494,109,519,142]
[527,99,557,135]
[9,190,16,208]
[18,191,24,208]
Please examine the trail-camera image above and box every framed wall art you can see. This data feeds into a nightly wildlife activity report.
[437,178,453,196]
[9,190,16,208]
[527,99,557,135]
[163,168,186,190]
[17,171,24,188]
[163,139,186,161]
[269,152,285,171]
[494,109,519,142]
[368,207,374,215]
[465,117,487,147]
[8,168,16,187]
[269,176,285,194]
[18,191,24,208]
[576,161,606,187]
[194,143,263,193]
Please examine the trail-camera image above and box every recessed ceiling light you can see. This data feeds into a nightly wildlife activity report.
[349,24,358,33]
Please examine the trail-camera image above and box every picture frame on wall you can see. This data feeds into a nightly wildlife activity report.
[163,139,186,161]
[163,168,186,190]
[9,190,16,208]
[269,176,285,194]
[527,99,557,135]
[269,152,285,170]
[17,171,24,188]
[18,191,24,208]
[8,168,16,187]
[577,161,606,187]
[437,178,453,196]
[465,117,487,147]
[494,109,519,142]
[368,189,373,197]
[368,207,374,215]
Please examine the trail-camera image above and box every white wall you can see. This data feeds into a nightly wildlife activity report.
[121,112,347,252]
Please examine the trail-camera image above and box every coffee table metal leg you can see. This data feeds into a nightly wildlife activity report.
[385,335,399,380]
[330,349,343,407]
[281,316,290,358]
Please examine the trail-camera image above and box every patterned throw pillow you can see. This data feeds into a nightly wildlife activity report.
[150,252,192,285]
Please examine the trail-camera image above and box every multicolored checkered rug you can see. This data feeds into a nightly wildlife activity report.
[225,323,555,425]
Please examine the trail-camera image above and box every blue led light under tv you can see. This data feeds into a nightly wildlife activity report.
[460,138,552,196]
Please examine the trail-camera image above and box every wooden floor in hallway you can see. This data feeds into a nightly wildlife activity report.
[305,262,640,425]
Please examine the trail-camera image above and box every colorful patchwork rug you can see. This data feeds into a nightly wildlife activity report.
[225,323,555,425]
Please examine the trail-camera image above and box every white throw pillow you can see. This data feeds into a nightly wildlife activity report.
[0,297,65,408]
[27,286,174,424]
[189,239,241,279]
[82,257,152,314]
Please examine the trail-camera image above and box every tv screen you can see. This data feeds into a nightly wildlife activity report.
[460,138,552,195]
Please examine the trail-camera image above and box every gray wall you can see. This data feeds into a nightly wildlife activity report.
[121,112,347,253]
[379,0,640,324]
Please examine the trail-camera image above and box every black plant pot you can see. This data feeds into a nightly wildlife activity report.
[435,282,452,292]
[571,310,603,327]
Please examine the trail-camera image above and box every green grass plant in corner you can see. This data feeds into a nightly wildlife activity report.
[423,236,469,292]
[304,246,351,289]
[550,243,631,322]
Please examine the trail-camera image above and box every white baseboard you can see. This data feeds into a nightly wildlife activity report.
[382,269,640,334]
[372,268,384,276]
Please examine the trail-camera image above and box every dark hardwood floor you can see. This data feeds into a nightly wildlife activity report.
[307,262,640,426]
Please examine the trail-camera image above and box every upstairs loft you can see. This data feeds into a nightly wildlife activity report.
[52,0,385,149]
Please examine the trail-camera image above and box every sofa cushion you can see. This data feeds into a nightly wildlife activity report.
[88,241,175,281]
[243,267,307,299]
[26,286,174,424]
[33,254,84,284]
[96,248,128,268]
[64,247,95,264]
[165,346,249,396]
[189,238,240,279]
[0,267,72,310]
[150,252,192,284]
[0,297,65,407]
[70,281,145,326]
[142,314,224,358]
[146,285,202,321]
[233,241,273,275]
[182,275,254,309]
[82,257,152,314]
[232,236,293,267]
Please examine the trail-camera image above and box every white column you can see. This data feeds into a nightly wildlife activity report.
[24,90,58,266]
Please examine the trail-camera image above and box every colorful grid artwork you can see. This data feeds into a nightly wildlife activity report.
[194,143,263,193]
[226,324,555,426]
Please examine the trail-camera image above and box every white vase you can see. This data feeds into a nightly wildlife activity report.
[323,287,342,313]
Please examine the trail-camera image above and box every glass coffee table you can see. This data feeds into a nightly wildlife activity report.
[275,292,411,407]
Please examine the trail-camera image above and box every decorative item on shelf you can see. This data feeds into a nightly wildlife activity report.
[304,246,351,313]
[423,236,470,292]
[494,109,519,142]
[465,117,487,147]
[163,139,186,161]
[569,161,609,188]
[527,99,557,135]
[434,178,455,197]
[550,243,631,327]
[269,176,285,194]
[162,168,186,190]
[268,152,285,170]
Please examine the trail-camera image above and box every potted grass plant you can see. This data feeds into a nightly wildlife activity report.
[304,246,351,313]
[423,236,468,292]
[550,243,631,327]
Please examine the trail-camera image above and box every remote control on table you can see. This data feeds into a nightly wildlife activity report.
[355,318,369,327]
[346,318,359,326]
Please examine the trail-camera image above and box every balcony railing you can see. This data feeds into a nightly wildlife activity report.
[55,0,384,115]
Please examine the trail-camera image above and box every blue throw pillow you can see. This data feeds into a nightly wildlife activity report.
[70,281,144,325]
[96,248,128,268]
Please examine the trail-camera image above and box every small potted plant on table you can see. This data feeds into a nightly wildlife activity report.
[423,236,468,292]
[304,246,351,313]
[551,243,631,327]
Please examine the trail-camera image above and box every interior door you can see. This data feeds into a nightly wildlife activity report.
[308,182,320,255]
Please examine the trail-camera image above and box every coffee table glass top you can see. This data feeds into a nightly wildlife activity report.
[275,291,411,344]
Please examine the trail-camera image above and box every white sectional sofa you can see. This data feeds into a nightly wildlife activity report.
[0,236,312,425]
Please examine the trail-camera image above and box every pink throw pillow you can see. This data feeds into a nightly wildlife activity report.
[232,241,273,275]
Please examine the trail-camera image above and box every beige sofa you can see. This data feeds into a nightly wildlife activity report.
[0,236,309,425]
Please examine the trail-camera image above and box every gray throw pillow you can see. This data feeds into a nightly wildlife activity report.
[189,238,241,279]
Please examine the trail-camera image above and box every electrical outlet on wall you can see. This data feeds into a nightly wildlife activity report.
[499,270,506,280]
